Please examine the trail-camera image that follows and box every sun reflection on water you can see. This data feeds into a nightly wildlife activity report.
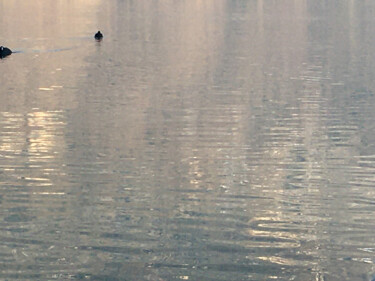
[0,110,66,189]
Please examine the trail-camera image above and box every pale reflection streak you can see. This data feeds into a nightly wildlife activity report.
[0,113,24,156]
[258,256,308,266]
[159,0,226,85]
[3,0,101,38]
[0,110,66,190]
[165,1,319,275]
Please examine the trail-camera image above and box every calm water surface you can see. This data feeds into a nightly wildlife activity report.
[1,1,375,280]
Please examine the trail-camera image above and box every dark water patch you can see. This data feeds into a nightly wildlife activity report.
[75,274,127,281]
[0,273,43,279]
[0,227,29,233]
[78,245,160,255]
[0,236,47,246]
[4,213,33,223]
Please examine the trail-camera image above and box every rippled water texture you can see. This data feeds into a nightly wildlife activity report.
[1,0,375,280]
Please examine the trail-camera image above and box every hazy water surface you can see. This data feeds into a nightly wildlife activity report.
[1,1,375,280]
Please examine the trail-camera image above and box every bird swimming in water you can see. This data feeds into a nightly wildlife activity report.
[94,31,103,41]
[0,46,12,58]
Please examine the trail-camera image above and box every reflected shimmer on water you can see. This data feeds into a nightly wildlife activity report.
[1,0,375,280]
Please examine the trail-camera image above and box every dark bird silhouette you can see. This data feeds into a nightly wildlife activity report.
[94,31,103,41]
[0,46,12,58]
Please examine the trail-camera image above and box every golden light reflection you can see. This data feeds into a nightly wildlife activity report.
[32,192,65,196]
[38,88,54,91]
[247,228,300,243]
[258,256,306,266]
[0,113,24,155]
[27,111,62,156]
[0,110,66,189]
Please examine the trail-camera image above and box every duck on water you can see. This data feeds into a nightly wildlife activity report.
[1,32,99,58]
[94,31,103,41]
[0,46,12,58]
